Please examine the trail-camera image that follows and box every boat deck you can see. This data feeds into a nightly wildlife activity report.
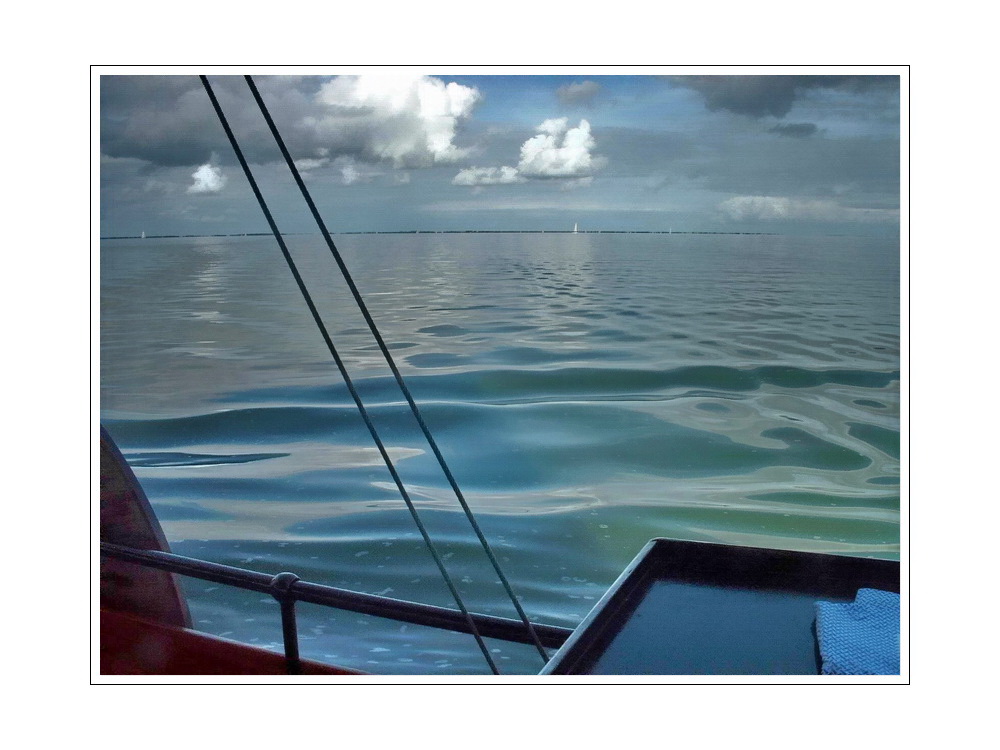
[540,538,900,675]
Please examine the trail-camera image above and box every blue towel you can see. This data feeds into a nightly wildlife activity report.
[815,588,900,675]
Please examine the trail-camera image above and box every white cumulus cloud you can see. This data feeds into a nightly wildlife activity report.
[517,118,603,177]
[453,118,604,187]
[310,75,480,167]
[186,162,226,194]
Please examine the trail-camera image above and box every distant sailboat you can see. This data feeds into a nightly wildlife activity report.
[141,231,145,240]
[573,223,578,234]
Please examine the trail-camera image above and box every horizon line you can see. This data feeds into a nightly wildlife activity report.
[100,229,783,240]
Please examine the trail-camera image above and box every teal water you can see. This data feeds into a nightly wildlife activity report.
[100,232,900,675]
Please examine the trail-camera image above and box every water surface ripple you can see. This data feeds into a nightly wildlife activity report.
[101,232,900,675]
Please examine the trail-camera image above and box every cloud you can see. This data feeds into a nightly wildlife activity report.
[340,163,361,185]
[186,161,226,193]
[558,176,594,190]
[557,80,601,107]
[294,157,330,171]
[452,118,605,187]
[769,122,818,138]
[669,75,897,118]
[100,74,481,170]
[718,195,898,223]
[518,118,604,177]
[310,75,480,167]
[453,166,525,186]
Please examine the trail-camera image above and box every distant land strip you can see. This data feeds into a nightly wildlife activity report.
[101,230,778,240]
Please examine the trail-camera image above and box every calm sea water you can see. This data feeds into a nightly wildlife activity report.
[100,232,900,675]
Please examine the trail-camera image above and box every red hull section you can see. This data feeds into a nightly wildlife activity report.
[100,427,366,676]
[101,609,365,676]
[100,429,189,628]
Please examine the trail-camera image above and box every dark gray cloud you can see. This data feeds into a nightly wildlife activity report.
[556,80,601,107]
[100,76,289,167]
[769,122,818,138]
[100,74,482,169]
[668,75,897,118]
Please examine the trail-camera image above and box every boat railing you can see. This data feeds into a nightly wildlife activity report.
[100,541,572,674]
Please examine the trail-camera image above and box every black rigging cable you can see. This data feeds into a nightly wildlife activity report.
[199,75,501,674]
[243,75,550,663]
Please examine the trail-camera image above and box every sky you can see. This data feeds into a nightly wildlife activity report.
[99,70,902,237]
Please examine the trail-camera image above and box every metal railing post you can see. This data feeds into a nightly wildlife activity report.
[270,572,301,675]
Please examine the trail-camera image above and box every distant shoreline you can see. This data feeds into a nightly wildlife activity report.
[100,229,779,240]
